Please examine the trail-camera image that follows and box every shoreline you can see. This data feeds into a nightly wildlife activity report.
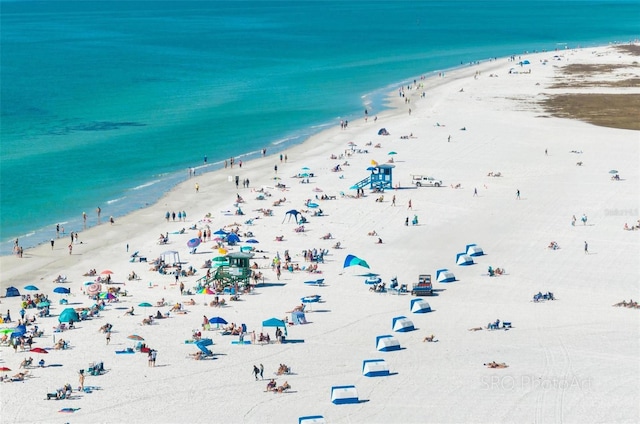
[2,42,616,257]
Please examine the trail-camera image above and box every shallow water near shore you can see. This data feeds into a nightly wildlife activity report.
[1,0,639,254]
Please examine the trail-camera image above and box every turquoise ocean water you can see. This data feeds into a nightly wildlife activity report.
[1,1,639,255]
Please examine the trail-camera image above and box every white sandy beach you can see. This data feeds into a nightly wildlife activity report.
[1,45,639,424]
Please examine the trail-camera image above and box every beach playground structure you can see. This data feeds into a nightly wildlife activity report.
[331,385,359,404]
[350,164,395,191]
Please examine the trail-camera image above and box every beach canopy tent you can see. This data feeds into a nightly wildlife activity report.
[283,210,301,224]
[456,253,474,266]
[466,244,484,257]
[262,317,287,336]
[5,287,20,297]
[376,335,401,352]
[378,128,390,136]
[290,310,307,325]
[58,307,80,323]
[298,416,326,424]
[411,298,432,314]
[436,268,456,283]
[331,385,359,404]
[392,316,415,332]
[362,359,390,377]
[160,250,181,266]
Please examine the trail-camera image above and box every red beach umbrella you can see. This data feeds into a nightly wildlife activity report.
[30,347,48,354]
[100,270,114,275]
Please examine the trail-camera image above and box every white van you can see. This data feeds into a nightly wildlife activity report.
[411,175,442,187]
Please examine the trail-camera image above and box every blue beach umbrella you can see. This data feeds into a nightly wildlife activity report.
[24,285,39,291]
[187,238,201,248]
[213,229,228,236]
[53,287,71,294]
[245,239,259,244]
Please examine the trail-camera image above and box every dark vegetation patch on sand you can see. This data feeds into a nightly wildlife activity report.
[540,44,640,130]
[541,94,640,131]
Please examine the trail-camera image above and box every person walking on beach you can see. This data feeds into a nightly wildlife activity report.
[259,364,264,380]
[391,195,396,206]
[584,241,589,254]
[253,365,260,380]
[83,211,87,227]
[516,189,520,200]
[408,199,412,210]
[50,239,54,250]
[274,165,278,174]
[105,329,111,345]
[68,244,73,255]
[448,135,451,142]
[572,215,577,226]
[195,183,199,193]
[97,207,101,220]
[473,188,478,197]
[78,370,85,391]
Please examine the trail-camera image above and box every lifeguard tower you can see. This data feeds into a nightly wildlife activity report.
[351,164,395,191]
[197,251,254,290]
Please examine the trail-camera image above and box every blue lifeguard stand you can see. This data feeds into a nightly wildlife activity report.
[350,164,395,191]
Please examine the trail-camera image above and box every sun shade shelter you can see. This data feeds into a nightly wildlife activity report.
[410,298,432,314]
[331,385,359,404]
[392,316,415,332]
[160,250,181,266]
[436,268,456,283]
[298,416,326,424]
[376,335,401,352]
[456,253,474,266]
[362,359,390,377]
[466,244,484,256]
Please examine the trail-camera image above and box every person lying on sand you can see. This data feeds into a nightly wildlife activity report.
[423,334,436,342]
[266,379,277,392]
[468,327,483,332]
[274,381,290,393]
[484,361,508,369]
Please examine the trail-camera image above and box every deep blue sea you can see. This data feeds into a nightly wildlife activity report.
[1,0,639,255]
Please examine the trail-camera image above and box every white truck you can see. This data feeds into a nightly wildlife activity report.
[411,175,442,187]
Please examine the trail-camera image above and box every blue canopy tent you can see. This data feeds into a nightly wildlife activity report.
[262,317,287,336]
[283,210,301,224]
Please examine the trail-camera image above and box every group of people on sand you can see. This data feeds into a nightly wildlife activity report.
[484,361,509,369]
[266,379,290,393]
[612,299,639,309]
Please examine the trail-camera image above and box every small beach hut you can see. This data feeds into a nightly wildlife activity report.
[466,244,484,256]
[362,359,390,377]
[290,310,307,325]
[456,253,474,266]
[436,268,456,283]
[392,316,415,332]
[5,287,20,297]
[376,335,401,352]
[410,298,432,314]
[298,416,326,424]
[331,385,359,404]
